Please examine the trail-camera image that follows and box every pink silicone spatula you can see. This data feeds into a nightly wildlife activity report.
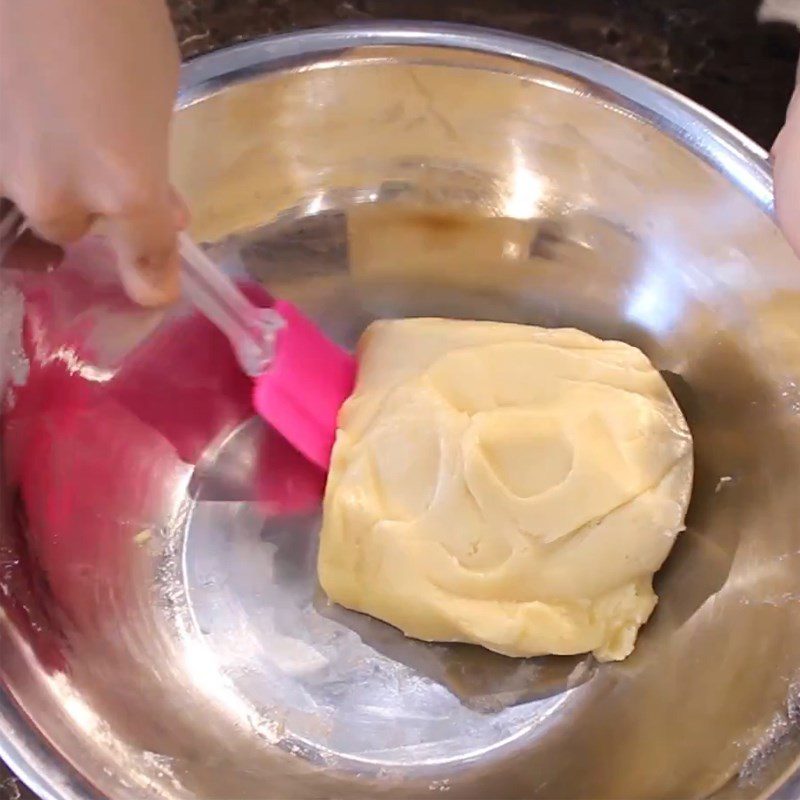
[0,200,354,469]
[179,233,356,469]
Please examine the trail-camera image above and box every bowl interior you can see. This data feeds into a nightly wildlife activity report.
[2,30,800,800]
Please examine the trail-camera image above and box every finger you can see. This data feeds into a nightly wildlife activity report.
[774,109,800,257]
[773,85,800,158]
[6,179,94,245]
[27,206,95,244]
[4,188,93,246]
[105,201,181,307]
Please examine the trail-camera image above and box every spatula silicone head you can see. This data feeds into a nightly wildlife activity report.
[252,299,355,469]
[179,234,356,469]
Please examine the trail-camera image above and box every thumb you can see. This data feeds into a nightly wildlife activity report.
[105,190,184,307]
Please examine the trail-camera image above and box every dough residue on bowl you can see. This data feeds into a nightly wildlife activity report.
[318,318,693,661]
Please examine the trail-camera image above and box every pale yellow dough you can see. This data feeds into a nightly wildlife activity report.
[318,318,693,661]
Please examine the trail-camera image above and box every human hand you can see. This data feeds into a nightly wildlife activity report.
[774,83,800,258]
[0,0,185,306]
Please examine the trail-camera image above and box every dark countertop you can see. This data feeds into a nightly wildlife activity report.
[2,2,798,799]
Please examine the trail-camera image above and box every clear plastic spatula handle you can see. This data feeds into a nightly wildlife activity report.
[178,232,284,377]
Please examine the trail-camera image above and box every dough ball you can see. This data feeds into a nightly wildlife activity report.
[318,318,693,661]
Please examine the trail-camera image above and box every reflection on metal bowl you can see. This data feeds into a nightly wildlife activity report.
[2,22,800,800]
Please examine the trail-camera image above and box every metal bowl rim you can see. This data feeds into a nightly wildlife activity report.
[179,21,774,215]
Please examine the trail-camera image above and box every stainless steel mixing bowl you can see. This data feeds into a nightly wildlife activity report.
[2,22,800,800]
